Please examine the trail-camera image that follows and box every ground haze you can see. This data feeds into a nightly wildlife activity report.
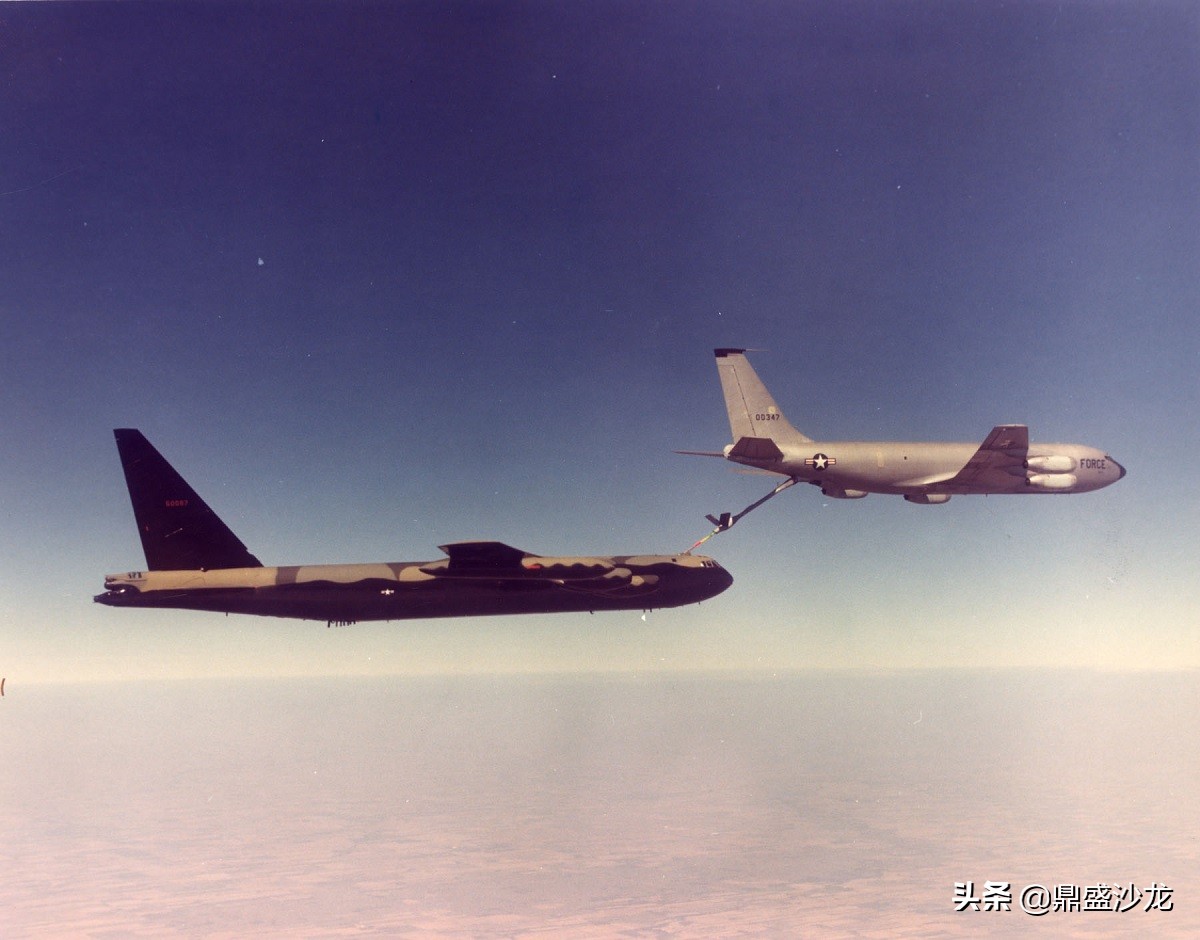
[3,671,1196,937]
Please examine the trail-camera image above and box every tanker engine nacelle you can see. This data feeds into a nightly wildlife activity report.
[905,493,952,505]
[821,485,869,499]
[1025,455,1077,473]
[1026,473,1077,490]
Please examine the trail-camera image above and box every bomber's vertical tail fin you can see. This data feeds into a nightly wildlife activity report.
[714,349,812,444]
[112,429,262,571]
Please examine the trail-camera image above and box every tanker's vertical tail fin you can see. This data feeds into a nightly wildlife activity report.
[714,349,812,445]
[112,429,262,571]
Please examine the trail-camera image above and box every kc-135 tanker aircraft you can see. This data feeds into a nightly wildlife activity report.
[681,349,1125,532]
[95,429,732,625]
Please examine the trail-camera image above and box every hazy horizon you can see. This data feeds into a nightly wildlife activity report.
[5,671,1198,938]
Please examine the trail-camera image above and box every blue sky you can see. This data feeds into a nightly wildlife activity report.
[2,2,1196,680]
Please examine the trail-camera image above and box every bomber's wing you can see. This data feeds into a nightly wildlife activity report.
[941,424,1029,491]
[434,541,531,572]
[420,542,642,592]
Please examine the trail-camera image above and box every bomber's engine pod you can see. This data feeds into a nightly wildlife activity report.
[1025,455,1078,473]
[905,493,952,505]
[1027,473,1078,490]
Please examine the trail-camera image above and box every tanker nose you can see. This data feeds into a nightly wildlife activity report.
[1108,456,1126,481]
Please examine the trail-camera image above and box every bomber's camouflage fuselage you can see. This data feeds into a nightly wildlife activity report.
[96,551,731,624]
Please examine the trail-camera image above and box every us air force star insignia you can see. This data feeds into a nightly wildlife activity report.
[805,453,835,471]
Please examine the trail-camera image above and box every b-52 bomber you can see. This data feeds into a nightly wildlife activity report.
[95,429,732,625]
[681,349,1125,533]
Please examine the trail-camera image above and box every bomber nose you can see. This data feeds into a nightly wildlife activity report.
[1109,457,1126,481]
[710,565,734,595]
